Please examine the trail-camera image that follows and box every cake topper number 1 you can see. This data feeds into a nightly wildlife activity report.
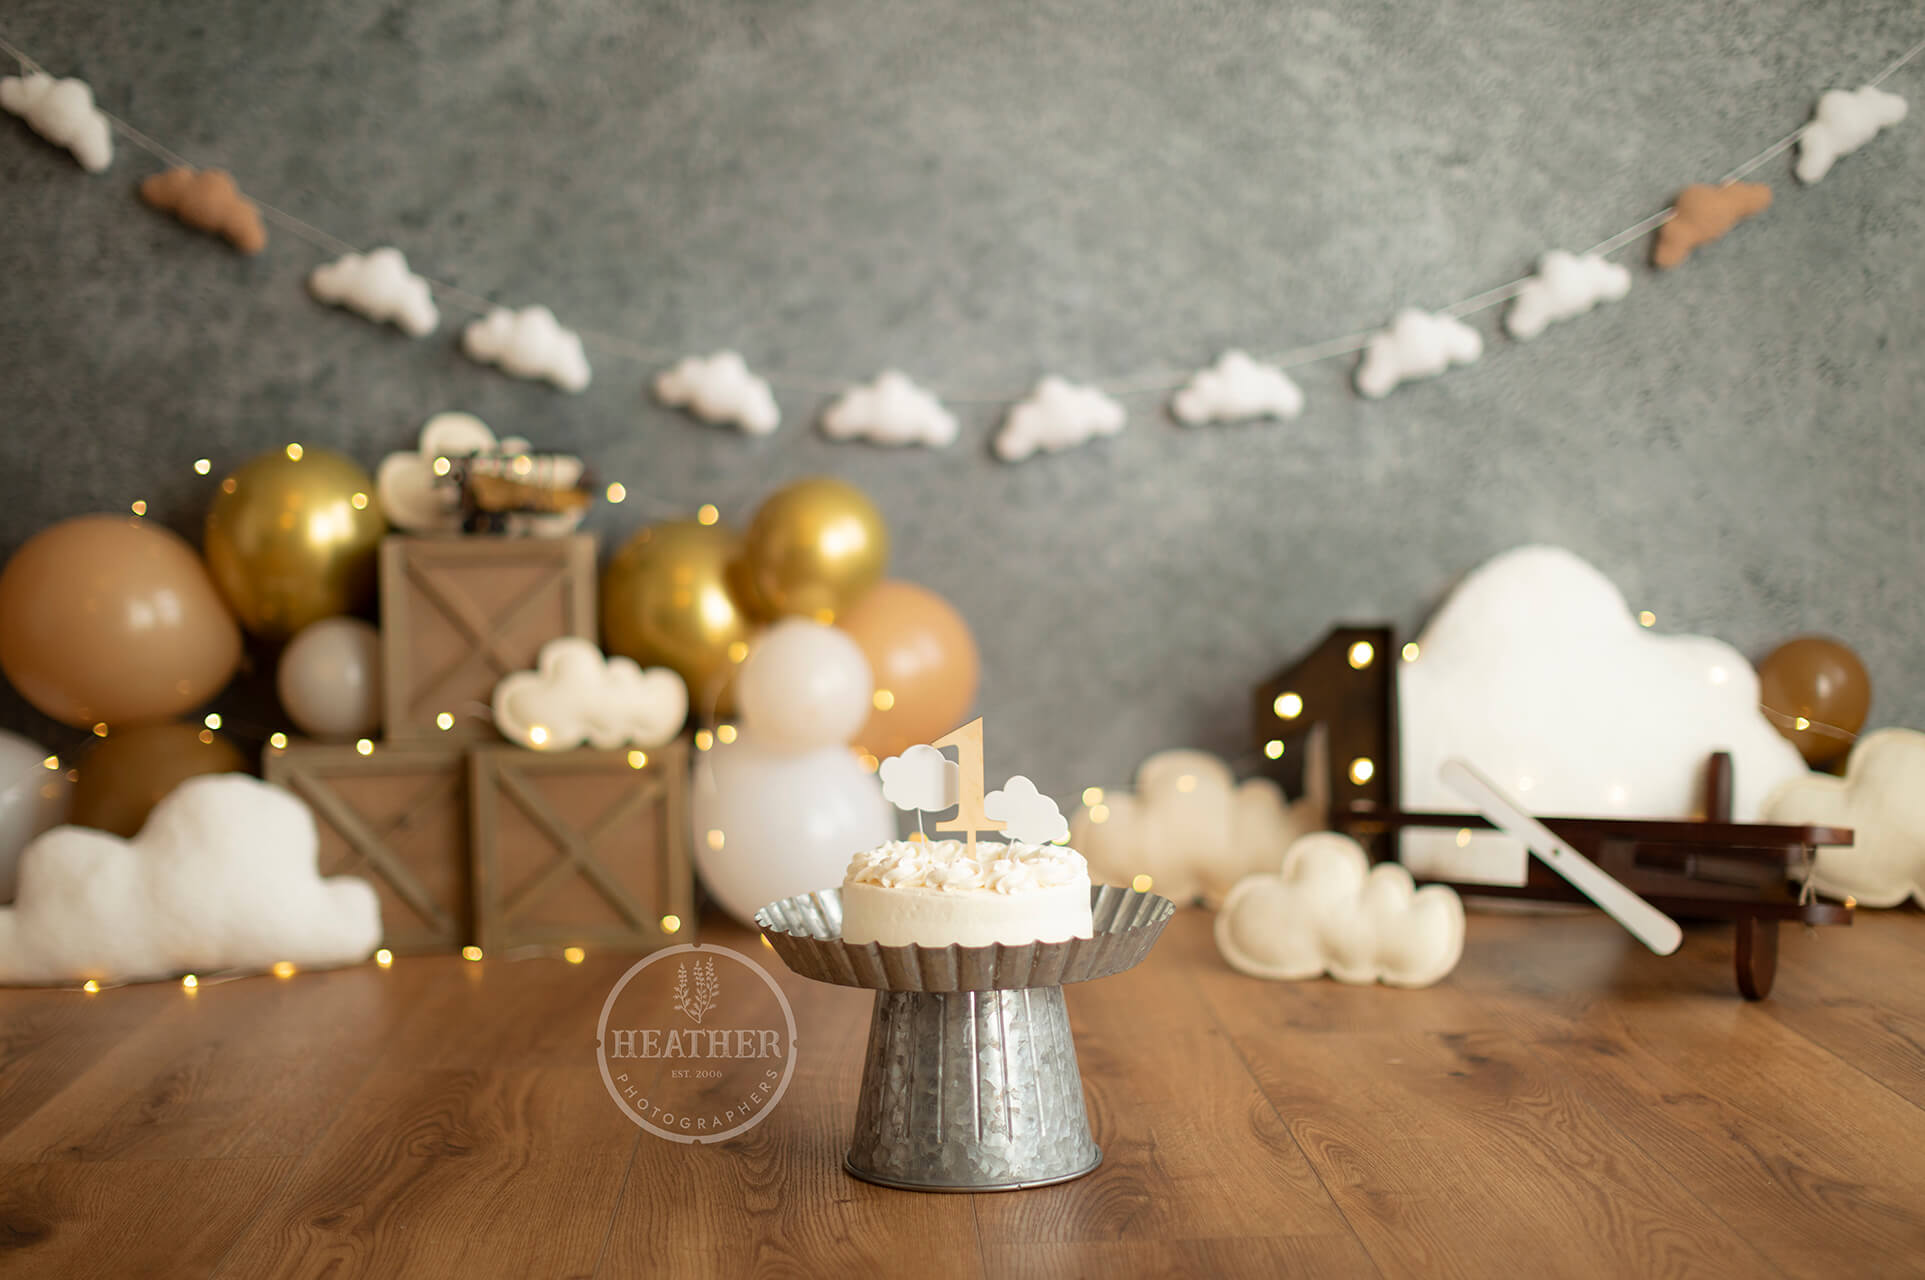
[932,717,1005,858]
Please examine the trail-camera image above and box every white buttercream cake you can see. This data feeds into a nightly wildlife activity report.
[839,839,1095,948]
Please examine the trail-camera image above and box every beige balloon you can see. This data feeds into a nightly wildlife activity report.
[278,617,383,740]
[0,515,242,728]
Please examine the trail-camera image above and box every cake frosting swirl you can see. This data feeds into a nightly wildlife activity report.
[839,838,1095,947]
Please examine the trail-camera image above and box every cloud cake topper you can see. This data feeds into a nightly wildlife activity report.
[309,247,439,337]
[1766,728,1925,908]
[995,377,1126,462]
[1505,251,1631,340]
[1796,85,1907,184]
[1354,309,1483,399]
[374,411,585,535]
[140,167,266,254]
[1072,739,1328,907]
[0,72,112,172]
[984,775,1069,845]
[879,744,961,814]
[1171,350,1305,425]
[1215,832,1466,988]
[1653,182,1771,269]
[821,371,956,448]
[462,305,591,392]
[492,637,689,751]
[1398,545,1808,884]
[654,351,781,436]
[0,775,381,985]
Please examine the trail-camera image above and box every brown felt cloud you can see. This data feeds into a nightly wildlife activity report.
[1652,182,1771,269]
[139,166,266,255]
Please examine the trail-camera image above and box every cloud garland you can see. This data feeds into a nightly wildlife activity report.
[1,37,1919,451]
[654,351,781,436]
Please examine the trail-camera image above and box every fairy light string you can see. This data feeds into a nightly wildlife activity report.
[2,30,1922,406]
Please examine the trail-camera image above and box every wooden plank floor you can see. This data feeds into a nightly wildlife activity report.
[1,906,1921,1279]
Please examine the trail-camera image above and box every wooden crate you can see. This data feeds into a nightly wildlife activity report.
[264,742,471,952]
[469,740,693,954]
[379,534,597,742]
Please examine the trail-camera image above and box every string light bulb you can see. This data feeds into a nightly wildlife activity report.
[627,749,647,768]
[1456,828,1473,848]
[82,979,100,993]
[1263,739,1285,760]
[194,458,212,475]
[696,503,719,526]
[203,713,222,730]
[727,640,749,663]
[272,961,296,978]
[528,726,550,747]
[1348,757,1376,785]
[1082,787,1104,807]
[432,456,451,476]
[661,915,682,934]
[181,974,199,990]
[873,689,895,711]
[198,729,214,745]
[856,752,878,772]
[716,724,737,744]
[375,949,393,968]
[1130,873,1153,893]
[1638,610,1656,628]
[606,483,626,503]
[461,946,483,962]
[1088,803,1110,824]
[41,755,58,771]
[1794,716,1811,731]
[350,492,369,510]
[285,443,304,461]
[92,722,108,738]
[435,712,454,731]
[130,499,147,516]
[1348,640,1375,669]
[563,946,586,964]
[268,732,288,750]
[694,729,713,751]
[355,738,374,756]
[1402,642,1420,662]
[706,829,725,851]
[1273,692,1303,720]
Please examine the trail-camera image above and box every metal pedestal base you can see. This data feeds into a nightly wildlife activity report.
[844,986,1101,1192]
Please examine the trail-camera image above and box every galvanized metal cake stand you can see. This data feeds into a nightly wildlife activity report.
[756,884,1174,1193]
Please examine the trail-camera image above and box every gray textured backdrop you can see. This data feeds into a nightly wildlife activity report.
[1,0,1920,797]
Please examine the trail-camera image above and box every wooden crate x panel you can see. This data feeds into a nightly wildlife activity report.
[470,743,692,954]
[379,534,596,741]
[263,743,471,952]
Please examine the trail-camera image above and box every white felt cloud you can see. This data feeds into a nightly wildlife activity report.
[0,775,380,986]
[1765,729,1925,908]
[1072,741,1327,907]
[1215,832,1465,988]
[0,72,112,173]
[1354,309,1483,399]
[984,776,1069,845]
[492,637,689,751]
[1171,350,1305,425]
[374,411,585,535]
[1796,85,1907,184]
[821,371,957,448]
[1505,251,1631,341]
[309,247,439,337]
[462,305,591,392]
[995,377,1126,462]
[1400,545,1809,884]
[879,744,960,813]
[654,351,780,436]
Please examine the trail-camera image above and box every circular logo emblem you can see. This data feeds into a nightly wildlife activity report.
[596,942,798,1143]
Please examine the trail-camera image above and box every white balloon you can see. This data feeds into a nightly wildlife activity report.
[735,619,874,753]
[0,729,71,903]
[690,730,894,926]
[277,618,383,740]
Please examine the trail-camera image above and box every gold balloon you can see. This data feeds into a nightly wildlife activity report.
[602,520,757,708]
[743,477,888,622]
[71,721,247,838]
[0,515,242,727]
[204,447,387,641]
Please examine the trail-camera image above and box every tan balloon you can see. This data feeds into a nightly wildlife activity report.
[839,580,980,759]
[602,520,757,709]
[71,721,248,838]
[743,477,888,621]
[0,515,242,727]
[204,447,387,641]
[1758,635,1872,768]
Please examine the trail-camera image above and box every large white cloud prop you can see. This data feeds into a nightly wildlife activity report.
[374,411,585,535]
[995,377,1125,462]
[1795,85,1907,184]
[1400,545,1808,883]
[0,72,112,172]
[822,371,957,448]
[492,637,689,751]
[1171,350,1305,425]
[1766,729,1925,908]
[653,351,781,436]
[0,776,380,985]
[462,305,591,392]
[984,776,1069,845]
[1215,833,1465,988]
[1354,309,1483,399]
[1505,251,1631,340]
[1071,742,1327,907]
[309,247,439,337]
